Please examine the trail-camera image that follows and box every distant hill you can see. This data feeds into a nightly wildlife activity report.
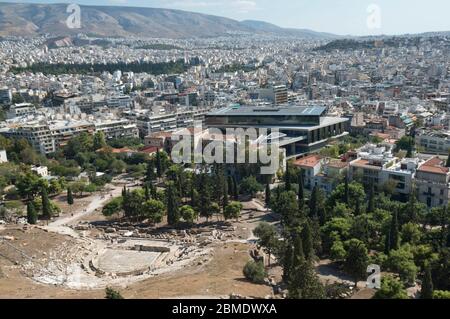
[0,2,338,39]
[240,20,338,39]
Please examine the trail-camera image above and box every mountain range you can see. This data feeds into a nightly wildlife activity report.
[0,2,338,39]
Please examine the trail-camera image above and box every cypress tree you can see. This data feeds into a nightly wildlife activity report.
[288,235,324,299]
[355,197,362,216]
[27,202,37,225]
[41,187,51,220]
[309,186,319,219]
[301,222,314,259]
[232,176,238,200]
[166,182,180,225]
[298,170,304,209]
[421,265,434,299]
[389,210,400,251]
[223,180,229,211]
[67,187,74,205]
[199,174,212,221]
[146,160,156,183]
[344,176,350,205]
[265,183,271,207]
[408,190,417,223]
[384,228,391,254]
[285,163,291,191]
[367,184,375,213]
[283,240,293,283]
[156,149,162,178]
[144,184,150,200]
[190,182,197,209]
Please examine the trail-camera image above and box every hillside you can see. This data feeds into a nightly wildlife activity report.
[0,2,337,39]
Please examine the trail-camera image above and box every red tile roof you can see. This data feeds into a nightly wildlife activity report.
[293,155,322,168]
[418,157,449,175]
[139,146,159,154]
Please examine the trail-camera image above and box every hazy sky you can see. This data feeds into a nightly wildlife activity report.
[3,0,450,35]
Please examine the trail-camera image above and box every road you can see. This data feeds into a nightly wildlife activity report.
[43,184,124,237]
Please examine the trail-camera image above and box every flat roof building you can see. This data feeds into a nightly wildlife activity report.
[205,106,349,158]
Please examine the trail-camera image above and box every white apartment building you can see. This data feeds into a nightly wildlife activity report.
[6,103,37,119]
[416,130,450,155]
[349,144,419,196]
[106,95,132,108]
[415,157,450,208]
[94,119,139,139]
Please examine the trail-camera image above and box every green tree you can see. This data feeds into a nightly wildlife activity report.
[421,265,434,299]
[122,189,145,219]
[198,173,213,221]
[367,184,375,213]
[180,205,197,224]
[26,202,38,225]
[273,191,300,227]
[93,131,107,150]
[344,239,369,287]
[329,181,365,213]
[232,175,238,200]
[433,291,450,299]
[253,222,279,266]
[16,173,43,200]
[224,201,243,221]
[145,160,156,183]
[143,199,165,224]
[309,186,327,223]
[223,180,229,211]
[373,275,408,299]
[67,187,74,205]
[210,202,221,220]
[265,183,271,207]
[387,211,400,252]
[166,182,180,225]
[330,240,346,262]
[288,236,325,299]
[395,136,415,157]
[102,197,123,217]
[386,244,418,285]
[105,287,124,299]
[282,241,294,282]
[239,176,263,197]
[284,163,292,191]
[401,222,421,245]
[243,261,266,284]
[41,186,52,220]
[301,222,314,259]
[298,171,305,210]
[344,176,350,205]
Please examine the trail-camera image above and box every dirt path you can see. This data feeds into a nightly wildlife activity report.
[43,185,124,237]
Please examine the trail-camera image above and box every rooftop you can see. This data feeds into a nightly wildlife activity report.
[208,106,327,117]
[293,154,322,168]
[418,157,449,175]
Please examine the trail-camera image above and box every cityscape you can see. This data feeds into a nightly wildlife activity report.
[0,0,449,304]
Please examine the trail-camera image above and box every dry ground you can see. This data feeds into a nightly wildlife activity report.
[0,227,271,299]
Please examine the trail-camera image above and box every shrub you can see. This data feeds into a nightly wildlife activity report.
[243,260,267,284]
[105,287,124,299]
